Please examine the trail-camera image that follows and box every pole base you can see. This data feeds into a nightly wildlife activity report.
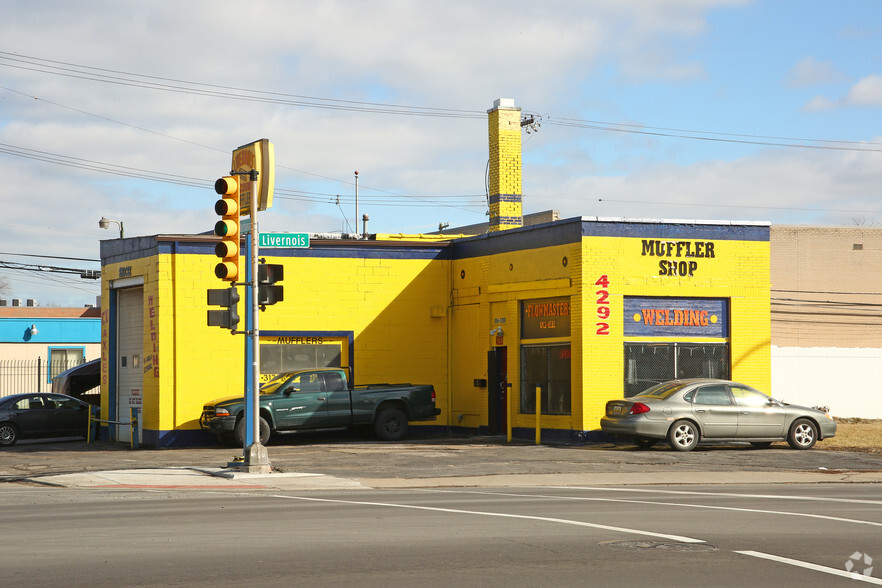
[242,442,271,473]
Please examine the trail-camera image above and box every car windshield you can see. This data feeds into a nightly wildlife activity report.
[635,381,689,399]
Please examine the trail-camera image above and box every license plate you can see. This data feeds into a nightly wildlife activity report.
[611,404,624,415]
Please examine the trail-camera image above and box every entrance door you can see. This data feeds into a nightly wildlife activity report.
[116,287,144,442]
[487,347,507,434]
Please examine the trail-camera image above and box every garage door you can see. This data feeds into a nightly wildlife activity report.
[116,287,143,442]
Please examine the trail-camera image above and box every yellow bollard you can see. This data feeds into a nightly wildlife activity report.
[535,386,541,445]
[506,385,512,443]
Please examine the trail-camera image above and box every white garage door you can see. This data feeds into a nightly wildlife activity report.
[116,287,143,442]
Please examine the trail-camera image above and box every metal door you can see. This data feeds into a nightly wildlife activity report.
[487,347,507,435]
[115,287,143,442]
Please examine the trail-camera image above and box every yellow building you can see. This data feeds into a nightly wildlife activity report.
[97,98,771,446]
[98,216,770,446]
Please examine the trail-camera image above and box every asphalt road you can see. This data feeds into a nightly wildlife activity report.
[2,483,881,586]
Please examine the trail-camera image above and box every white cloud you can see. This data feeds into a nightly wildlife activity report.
[802,74,882,111]
[845,74,882,106]
[788,56,847,87]
[0,0,871,306]
[524,143,882,226]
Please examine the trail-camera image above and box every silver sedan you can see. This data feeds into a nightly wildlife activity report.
[600,379,837,451]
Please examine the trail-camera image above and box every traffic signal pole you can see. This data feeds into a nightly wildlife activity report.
[243,183,270,473]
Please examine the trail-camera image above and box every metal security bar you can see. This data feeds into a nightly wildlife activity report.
[624,343,729,397]
[0,358,86,398]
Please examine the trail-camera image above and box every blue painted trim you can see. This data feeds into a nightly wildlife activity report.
[100,237,451,265]
[0,318,100,343]
[261,247,449,260]
[489,193,522,203]
[581,219,770,241]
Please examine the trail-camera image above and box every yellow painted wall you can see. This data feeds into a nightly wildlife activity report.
[451,240,581,432]
[448,226,771,436]
[579,234,770,430]
[102,245,452,440]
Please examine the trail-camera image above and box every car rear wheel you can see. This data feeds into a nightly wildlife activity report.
[374,408,409,441]
[633,437,658,448]
[667,420,699,452]
[234,416,271,446]
[787,418,818,450]
[0,422,18,446]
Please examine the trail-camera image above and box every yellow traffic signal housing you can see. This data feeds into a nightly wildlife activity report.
[214,176,240,281]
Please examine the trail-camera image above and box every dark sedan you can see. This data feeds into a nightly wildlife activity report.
[0,393,92,446]
[600,379,837,451]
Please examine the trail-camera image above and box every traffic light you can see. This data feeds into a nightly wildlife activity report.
[257,263,284,307]
[207,286,240,330]
[213,176,240,281]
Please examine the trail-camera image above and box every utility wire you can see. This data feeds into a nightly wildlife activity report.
[2,50,877,152]
[0,252,100,263]
[0,51,484,119]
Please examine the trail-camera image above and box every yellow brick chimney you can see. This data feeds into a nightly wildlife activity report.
[487,98,523,231]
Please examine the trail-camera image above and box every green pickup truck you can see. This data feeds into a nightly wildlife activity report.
[200,368,440,446]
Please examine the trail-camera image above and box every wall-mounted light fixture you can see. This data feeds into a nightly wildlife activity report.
[29,324,38,336]
[99,217,124,238]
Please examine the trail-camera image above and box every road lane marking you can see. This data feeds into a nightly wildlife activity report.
[735,550,882,585]
[419,489,882,529]
[555,486,882,506]
[271,494,706,543]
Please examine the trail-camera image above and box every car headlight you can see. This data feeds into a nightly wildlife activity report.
[215,408,230,417]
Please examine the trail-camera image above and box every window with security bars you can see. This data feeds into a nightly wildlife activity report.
[48,348,85,381]
[624,342,729,397]
[520,344,571,415]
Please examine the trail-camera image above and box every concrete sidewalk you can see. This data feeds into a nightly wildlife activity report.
[24,466,882,491]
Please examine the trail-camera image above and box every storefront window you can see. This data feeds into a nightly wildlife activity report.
[520,344,571,415]
[260,343,341,376]
[624,342,729,397]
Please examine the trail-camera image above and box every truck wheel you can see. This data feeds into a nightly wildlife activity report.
[235,416,271,446]
[375,408,409,441]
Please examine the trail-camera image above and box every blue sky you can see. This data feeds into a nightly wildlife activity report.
[0,0,880,306]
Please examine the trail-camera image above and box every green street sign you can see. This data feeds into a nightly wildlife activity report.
[259,232,310,248]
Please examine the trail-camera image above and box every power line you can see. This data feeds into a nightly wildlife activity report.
[2,50,877,152]
[0,51,485,119]
[0,252,100,263]
[547,116,882,149]
[594,197,882,216]
[547,118,882,153]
